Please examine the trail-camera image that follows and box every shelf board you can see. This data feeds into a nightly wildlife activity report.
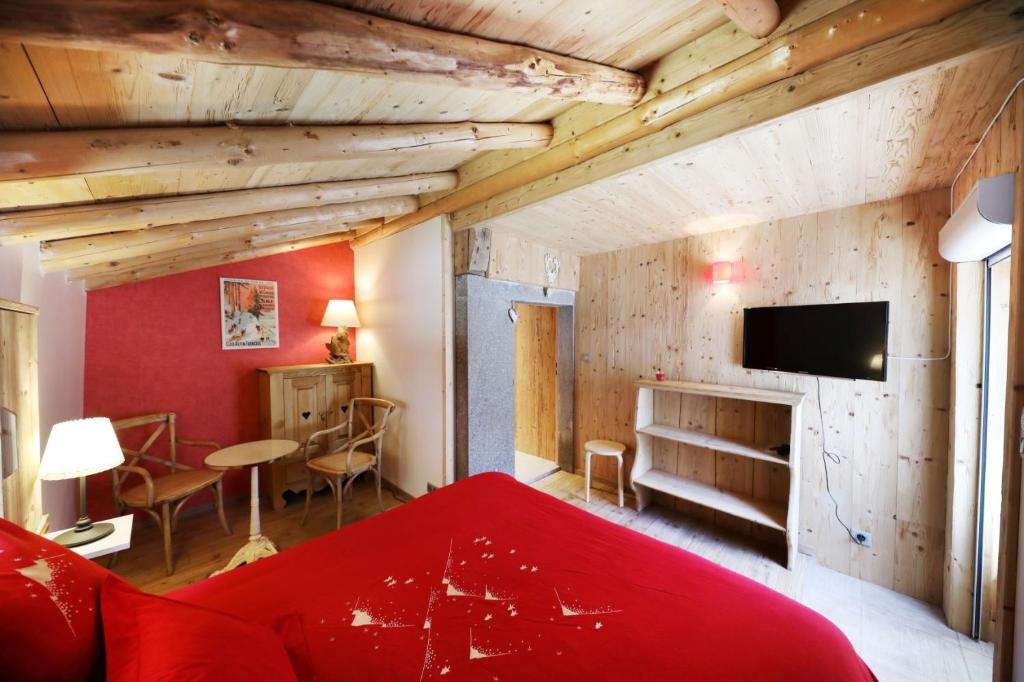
[636,423,789,466]
[636,379,805,406]
[633,469,787,532]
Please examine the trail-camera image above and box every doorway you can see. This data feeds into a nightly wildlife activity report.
[513,303,560,484]
[976,248,1012,641]
[453,274,574,481]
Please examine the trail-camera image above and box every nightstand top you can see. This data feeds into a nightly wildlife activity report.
[46,514,133,560]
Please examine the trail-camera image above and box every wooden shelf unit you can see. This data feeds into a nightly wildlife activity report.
[630,379,805,568]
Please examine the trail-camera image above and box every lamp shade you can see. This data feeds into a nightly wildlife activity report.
[39,418,124,481]
[711,261,735,284]
[321,299,361,328]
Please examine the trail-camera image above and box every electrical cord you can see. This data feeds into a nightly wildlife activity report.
[816,377,858,543]
[889,78,1024,364]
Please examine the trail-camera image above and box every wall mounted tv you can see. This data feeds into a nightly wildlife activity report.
[742,302,890,382]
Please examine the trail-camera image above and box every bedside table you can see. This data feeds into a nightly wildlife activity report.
[46,514,133,560]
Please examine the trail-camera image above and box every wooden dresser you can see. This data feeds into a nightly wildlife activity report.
[257,362,373,510]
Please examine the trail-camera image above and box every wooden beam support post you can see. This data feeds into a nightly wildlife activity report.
[716,1,781,38]
[0,122,552,184]
[67,219,383,282]
[0,0,644,105]
[0,172,455,245]
[40,195,417,271]
[352,0,1019,248]
[82,233,357,290]
[0,123,551,185]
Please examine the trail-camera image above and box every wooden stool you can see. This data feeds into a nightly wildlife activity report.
[584,440,626,507]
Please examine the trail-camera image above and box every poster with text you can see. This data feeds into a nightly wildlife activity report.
[220,277,280,350]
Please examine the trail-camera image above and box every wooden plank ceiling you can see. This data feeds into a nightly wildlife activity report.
[0,0,723,208]
[0,0,1021,288]
[478,44,1024,254]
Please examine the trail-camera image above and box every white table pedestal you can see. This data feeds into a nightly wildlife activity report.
[210,465,278,576]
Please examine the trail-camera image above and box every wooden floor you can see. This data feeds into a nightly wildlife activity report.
[112,471,991,681]
[109,478,404,595]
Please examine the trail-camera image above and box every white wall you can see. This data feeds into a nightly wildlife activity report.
[354,217,453,496]
[0,244,86,528]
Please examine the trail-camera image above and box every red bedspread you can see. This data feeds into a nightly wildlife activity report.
[173,473,875,681]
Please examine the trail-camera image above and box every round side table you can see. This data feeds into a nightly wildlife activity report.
[205,439,298,576]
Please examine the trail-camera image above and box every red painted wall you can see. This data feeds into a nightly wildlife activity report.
[84,242,355,518]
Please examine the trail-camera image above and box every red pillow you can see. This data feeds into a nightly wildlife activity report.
[100,576,298,682]
[0,517,109,682]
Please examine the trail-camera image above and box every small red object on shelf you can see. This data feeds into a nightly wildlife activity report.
[655,370,666,381]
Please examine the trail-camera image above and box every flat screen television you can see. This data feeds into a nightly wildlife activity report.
[742,302,889,382]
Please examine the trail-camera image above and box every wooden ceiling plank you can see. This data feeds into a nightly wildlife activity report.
[0,122,552,184]
[444,0,854,207]
[387,0,1020,246]
[82,232,355,291]
[66,218,384,281]
[0,41,60,129]
[0,172,455,245]
[715,1,782,38]
[39,195,418,270]
[0,0,645,106]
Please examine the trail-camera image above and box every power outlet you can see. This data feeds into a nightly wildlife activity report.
[852,529,872,548]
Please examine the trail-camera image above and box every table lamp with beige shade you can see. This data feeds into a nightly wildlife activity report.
[39,417,124,547]
[321,299,361,364]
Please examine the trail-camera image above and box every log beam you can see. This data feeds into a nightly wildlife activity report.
[41,195,417,271]
[0,123,550,185]
[82,233,356,291]
[716,1,781,38]
[67,219,383,282]
[351,0,1019,248]
[0,172,454,245]
[0,0,644,105]
[450,0,1021,233]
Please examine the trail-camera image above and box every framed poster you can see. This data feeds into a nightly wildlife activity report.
[220,277,280,350]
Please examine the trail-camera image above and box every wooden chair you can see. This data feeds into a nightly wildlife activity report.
[111,413,231,574]
[301,398,397,529]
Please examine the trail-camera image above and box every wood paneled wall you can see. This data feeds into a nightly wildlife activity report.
[944,86,1024,641]
[453,228,581,290]
[575,188,950,603]
[954,83,1024,680]
[945,259,984,635]
[514,303,559,461]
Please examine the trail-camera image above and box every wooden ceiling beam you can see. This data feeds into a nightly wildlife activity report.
[0,0,644,105]
[352,0,1018,248]
[716,1,781,38]
[0,122,552,185]
[450,0,1021,233]
[41,195,417,271]
[445,0,848,208]
[67,218,383,282]
[0,172,454,245]
[82,233,356,291]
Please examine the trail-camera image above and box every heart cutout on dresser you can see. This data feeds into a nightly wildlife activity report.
[301,411,311,420]
[340,405,349,413]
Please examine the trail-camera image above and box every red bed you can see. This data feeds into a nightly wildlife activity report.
[1,473,875,681]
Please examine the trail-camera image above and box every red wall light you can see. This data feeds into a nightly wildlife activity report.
[711,261,735,284]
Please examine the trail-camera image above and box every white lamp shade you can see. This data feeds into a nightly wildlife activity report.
[321,299,361,328]
[39,418,125,481]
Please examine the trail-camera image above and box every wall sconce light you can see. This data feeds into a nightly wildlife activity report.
[711,261,735,285]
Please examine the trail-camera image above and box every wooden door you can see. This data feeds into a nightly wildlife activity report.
[325,369,357,449]
[283,374,328,454]
[514,303,558,461]
[0,302,41,531]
